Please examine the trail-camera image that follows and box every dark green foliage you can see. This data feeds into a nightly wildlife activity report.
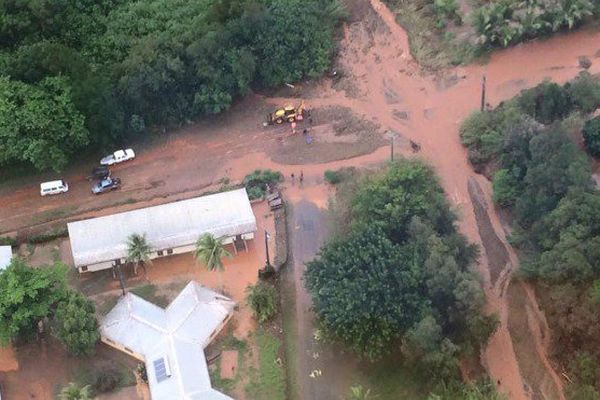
[517,80,571,124]
[565,72,600,113]
[246,281,278,323]
[0,237,17,247]
[305,162,493,380]
[0,0,343,171]
[0,259,67,344]
[350,160,457,240]
[0,76,89,171]
[324,170,342,185]
[243,169,283,200]
[94,368,121,393]
[53,291,100,356]
[583,116,600,157]
[27,226,69,244]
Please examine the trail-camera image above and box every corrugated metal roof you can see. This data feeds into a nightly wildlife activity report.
[0,246,12,270]
[68,188,256,267]
[101,281,235,400]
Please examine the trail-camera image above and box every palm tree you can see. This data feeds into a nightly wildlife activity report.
[58,382,93,400]
[126,233,152,276]
[194,233,232,292]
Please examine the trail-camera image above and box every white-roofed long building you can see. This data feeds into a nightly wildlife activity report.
[68,188,257,272]
[101,281,236,399]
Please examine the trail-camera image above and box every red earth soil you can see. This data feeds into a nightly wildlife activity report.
[1,0,600,397]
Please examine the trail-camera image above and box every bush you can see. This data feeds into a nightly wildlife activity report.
[583,116,600,157]
[492,169,520,207]
[28,226,68,244]
[246,282,278,323]
[94,368,121,393]
[324,169,342,185]
[566,72,600,113]
[0,236,16,246]
[243,169,283,200]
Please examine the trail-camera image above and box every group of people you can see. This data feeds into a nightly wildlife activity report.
[290,171,304,184]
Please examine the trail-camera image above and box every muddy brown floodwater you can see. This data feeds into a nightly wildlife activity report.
[1,0,600,398]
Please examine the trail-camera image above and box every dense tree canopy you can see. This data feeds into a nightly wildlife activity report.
[460,75,600,395]
[305,161,496,378]
[0,259,67,344]
[0,0,343,171]
[53,290,100,356]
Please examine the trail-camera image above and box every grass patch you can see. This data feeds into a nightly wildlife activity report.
[281,275,300,400]
[72,362,135,394]
[130,284,169,308]
[209,333,249,395]
[96,294,120,316]
[360,357,429,400]
[31,205,78,224]
[245,329,286,400]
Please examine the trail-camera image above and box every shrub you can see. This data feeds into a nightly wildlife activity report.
[243,169,283,200]
[94,368,121,393]
[0,237,16,246]
[492,169,520,207]
[324,169,342,185]
[566,72,600,113]
[583,116,600,157]
[28,226,68,244]
[246,282,278,323]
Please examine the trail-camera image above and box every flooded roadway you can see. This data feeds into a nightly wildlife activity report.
[1,0,600,398]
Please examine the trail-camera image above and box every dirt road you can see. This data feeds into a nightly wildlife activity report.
[2,0,600,398]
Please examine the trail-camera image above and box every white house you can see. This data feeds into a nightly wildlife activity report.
[100,281,235,399]
[67,188,257,273]
[0,246,12,271]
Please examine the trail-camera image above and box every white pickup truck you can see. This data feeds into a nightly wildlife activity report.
[100,149,135,166]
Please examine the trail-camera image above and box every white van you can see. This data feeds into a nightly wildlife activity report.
[40,180,69,196]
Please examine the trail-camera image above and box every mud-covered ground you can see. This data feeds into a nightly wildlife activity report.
[2,0,600,398]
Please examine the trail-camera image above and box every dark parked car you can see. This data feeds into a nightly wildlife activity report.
[88,166,110,181]
[92,177,121,194]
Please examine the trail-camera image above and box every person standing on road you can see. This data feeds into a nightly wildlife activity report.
[291,172,295,184]
[300,171,304,185]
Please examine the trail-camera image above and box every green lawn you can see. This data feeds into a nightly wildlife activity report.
[245,329,286,400]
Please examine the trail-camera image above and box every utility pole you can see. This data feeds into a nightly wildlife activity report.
[264,230,271,268]
[116,263,126,296]
[481,74,487,112]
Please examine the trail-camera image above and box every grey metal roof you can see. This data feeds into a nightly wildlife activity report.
[68,188,256,267]
[101,281,236,400]
[0,246,12,270]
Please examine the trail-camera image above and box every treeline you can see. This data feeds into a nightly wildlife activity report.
[0,0,344,171]
[461,73,600,399]
[472,0,599,48]
[305,161,498,390]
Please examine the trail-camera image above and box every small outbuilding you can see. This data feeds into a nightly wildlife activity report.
[100,281,235,400]
[68,188,257,273]
[0,246,12,271]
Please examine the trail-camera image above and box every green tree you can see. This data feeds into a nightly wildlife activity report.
[53,290,100,356]
[566,72,600,113]
[195,233,232,291]
[0,76,89,171]
[492,169,520,207]
[246,281,277,323]
[126,233,152,276]
[583,116,600,157]
[58,382,93,400]
[0,259,67,344]
[305,225,427,360]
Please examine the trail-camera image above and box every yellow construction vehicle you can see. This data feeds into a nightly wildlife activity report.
[266,101,305,125]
